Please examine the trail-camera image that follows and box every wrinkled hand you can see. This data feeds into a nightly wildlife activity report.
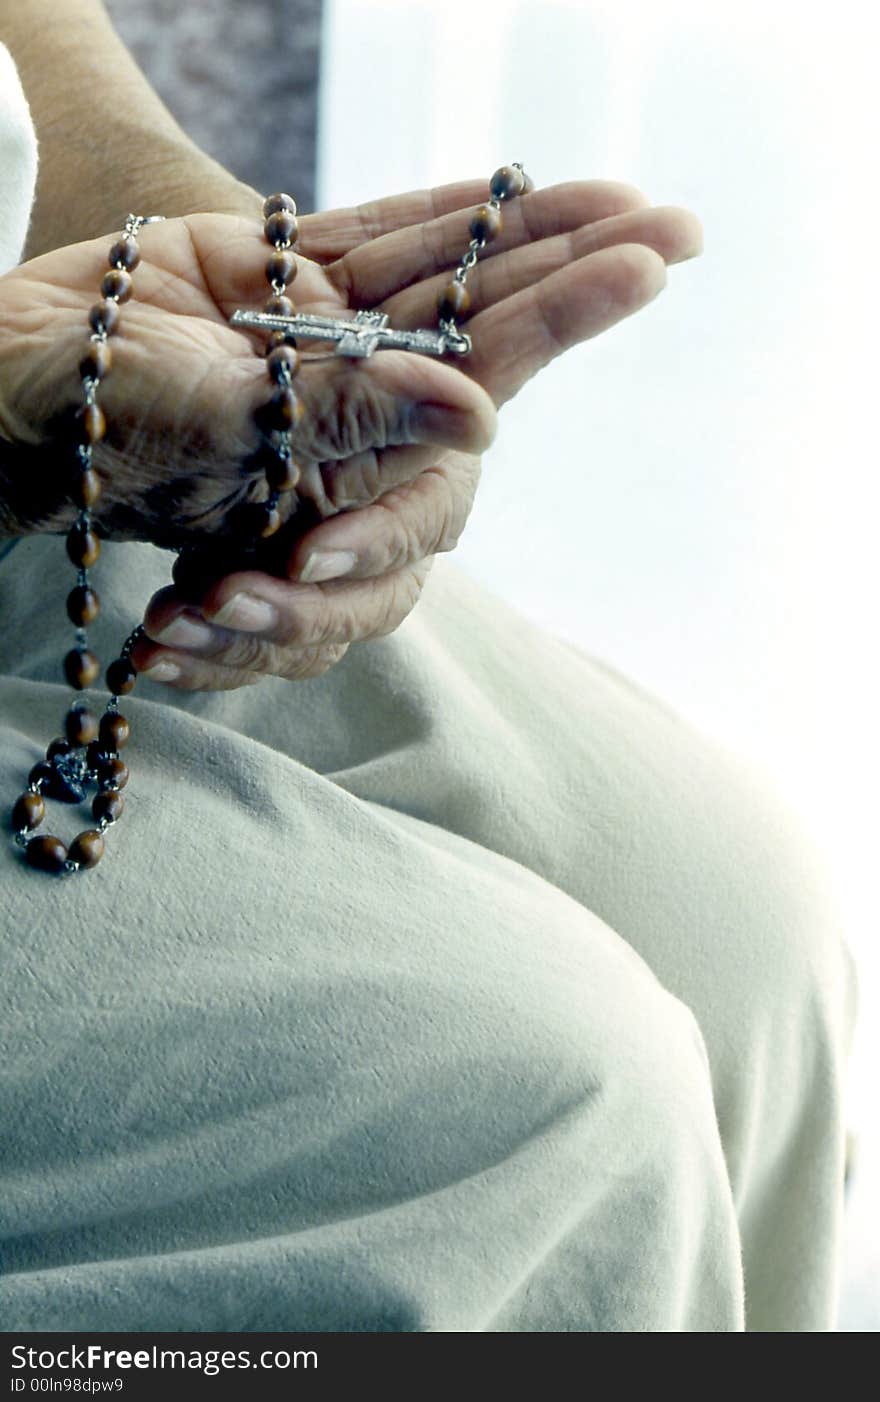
[135,178,702,688]
[0,176,701,690]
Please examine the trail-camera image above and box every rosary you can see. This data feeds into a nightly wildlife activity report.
[8,163,530,875]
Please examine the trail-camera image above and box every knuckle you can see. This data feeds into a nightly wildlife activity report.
[216,632,270,671]
[324,450,383,509]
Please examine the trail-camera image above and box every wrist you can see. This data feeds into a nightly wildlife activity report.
[25,127,263,258]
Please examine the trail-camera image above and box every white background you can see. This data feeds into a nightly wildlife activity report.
[319,0,879,1326]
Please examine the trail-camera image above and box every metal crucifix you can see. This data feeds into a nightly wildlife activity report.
[229,308,472,359]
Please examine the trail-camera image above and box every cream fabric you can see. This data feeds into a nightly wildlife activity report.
[0,50,858,1332]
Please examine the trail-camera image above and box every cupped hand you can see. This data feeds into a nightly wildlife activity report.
[133,178,702,689]
[0,175,701,690]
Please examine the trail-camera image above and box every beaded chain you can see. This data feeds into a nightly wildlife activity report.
[8,163,530,875]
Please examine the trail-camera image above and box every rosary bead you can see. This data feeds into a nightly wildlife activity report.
[259,387,303,431]
[12,791,45,831]
[92,788,124,825]
[79,340,113,382]
[76,402,107,445]
[66,523,101,568]
[266,250,297,286]
[265,453,301,493]
[108,236,141,271]
[97,755,129,790]
[64,647,101,691]
[489,165,526,200]
[266,345,301,382]
[69,829,105,869]
[263,193,297,219]
[469,204,503,243]
[66,584,101,626]
[46,736,72,761]
[88,300,120,336]
[105,657,138,695]
[71,466,103,509]
[101,268,133,303]
[99,712,130,750]
[25,834,68,873]
[264,293,295,318]
[437,281,471,321]
[257,503,283,538]
[65,704,99,746]
[28,760,55,789]
[266,329,298,351]
[265,211,298,247]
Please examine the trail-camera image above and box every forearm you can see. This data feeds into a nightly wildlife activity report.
[1,0,262,258]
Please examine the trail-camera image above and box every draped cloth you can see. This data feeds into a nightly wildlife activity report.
[0,43,858,1332]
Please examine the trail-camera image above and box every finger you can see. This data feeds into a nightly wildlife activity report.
[328,179,653,308]
[132,635,350,691]
[464,242,669,407]
[284,457,480,583]
[135,562,431,678]
[297,174,642,265]
[382,204,703,329]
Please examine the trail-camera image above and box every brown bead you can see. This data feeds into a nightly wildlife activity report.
[263,193,297,219]
[75,402,106,444]
[258,504,283,538]
[65,705,99,746]
[69,829,105,869]
[489,165,526,201]
[258,388,303,431]
[71,466,103,509]
[66,523,101,568]
[266,250,297,286]
[88,300,120,336]
[265,210,298,246]
[97,755,129,790]
[11,791,45,831]
[46,736,72,761]
[105,657,138,696]
[93,788,124,825]
[266,345,301,383]
[64,648,101,691]
[101,268,133,303]
[28,760,55,789]
[66,584,101,626]
[99,712,130,750]
[266,329,298,351]
[437,280,471,322]
[265,453,301,493]
[79,339,112,382]
[108,236,141,271]
[25,834,68,873]
[469,204,503,243]
[264,294,294,318]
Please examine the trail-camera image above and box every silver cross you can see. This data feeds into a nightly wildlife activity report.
[229,308,471,358]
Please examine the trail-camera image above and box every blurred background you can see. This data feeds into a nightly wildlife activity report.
[105,0,879,1328]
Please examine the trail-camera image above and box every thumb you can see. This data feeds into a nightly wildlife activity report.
[231,346,498,464]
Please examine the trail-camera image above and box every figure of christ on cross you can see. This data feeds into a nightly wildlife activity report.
[229,307,472,358]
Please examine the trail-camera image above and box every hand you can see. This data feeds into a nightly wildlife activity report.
[131,178,702,689]
[0,211,493,544]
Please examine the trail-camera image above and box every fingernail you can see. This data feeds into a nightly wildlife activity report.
[154,613,217,650]
[299,549,357,583]
[210,593,278,631]
[141,660,181,683]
